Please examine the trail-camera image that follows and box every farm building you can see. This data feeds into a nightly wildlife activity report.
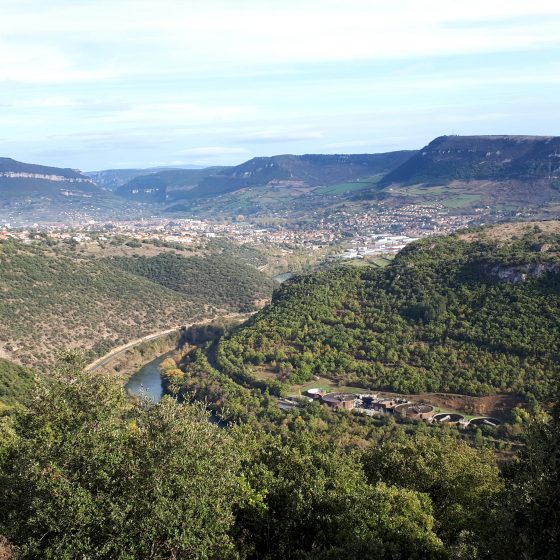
[321,393,357,411]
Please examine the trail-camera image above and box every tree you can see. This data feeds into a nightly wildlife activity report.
[362,432,504,551]
[235,431,445,559]
[497,405,560,559]
[0,367,248,559]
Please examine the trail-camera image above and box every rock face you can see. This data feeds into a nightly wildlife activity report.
[0,157,91,182]
[484,262,560,284]
[380,135,560,185]
[0,171,93,184]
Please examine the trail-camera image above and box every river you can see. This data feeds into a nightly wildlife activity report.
[273,272,295,283]
[125,350,225,427]
[125,351,174,402]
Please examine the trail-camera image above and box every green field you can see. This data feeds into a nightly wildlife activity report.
[390,184,450,196]
[440,194,482,208]
[369,255,394,267]
[342,255,394,268]
[314,181,376,195]
[342,258,372,268]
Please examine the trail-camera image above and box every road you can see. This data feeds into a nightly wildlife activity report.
[85,312,254,373]
[85,326,183,372]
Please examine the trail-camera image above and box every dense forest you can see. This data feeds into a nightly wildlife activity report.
[212,228,560,402]
[0,359,558,559]
[0,238,272,365]
[106,251,272,313]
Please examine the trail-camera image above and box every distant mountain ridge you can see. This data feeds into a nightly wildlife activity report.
[380,135,560,185]
[86,165,206,191]
[3,135,560,223]
[190,152,417,198]
[115,151,416,203]
[0,157,92,183]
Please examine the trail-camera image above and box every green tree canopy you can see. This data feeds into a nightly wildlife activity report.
[0,367,247,560]
[235,431,445,559]
[362,432,504,550]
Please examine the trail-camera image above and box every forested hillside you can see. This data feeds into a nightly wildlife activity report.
[1,226,559,559]
[0,239,272,366]
[214,224,560,401]
[1,354,557,559]
[106,252,272,312]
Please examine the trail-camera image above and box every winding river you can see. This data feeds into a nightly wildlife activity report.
[125,350,225,427]
[125,351,173,402]
[118,311,254,408]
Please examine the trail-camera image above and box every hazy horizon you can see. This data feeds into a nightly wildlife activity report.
[1,0,559,170]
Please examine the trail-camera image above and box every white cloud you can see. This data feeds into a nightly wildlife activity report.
[81,102,260,130]
[173,147,249,156]
[1,0,559,168]
[0,39,118,84]
[237,130,323,143]
[1,1,560,84]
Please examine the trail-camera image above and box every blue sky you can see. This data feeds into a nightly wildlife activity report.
[1,0,559,170]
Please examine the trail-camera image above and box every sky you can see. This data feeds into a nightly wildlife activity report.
[0,0,559,171]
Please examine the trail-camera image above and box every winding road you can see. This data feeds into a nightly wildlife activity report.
[85,312,254,373]
[85,326,183,372]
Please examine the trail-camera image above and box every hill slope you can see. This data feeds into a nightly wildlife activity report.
[0,157,131,224]
[86,165,206,191]
[106,251,273,312]
[380,135,560,185]
[115,167,229,202]
[0,157,91,180]
[0,239,272,365]
[116,151,415,206]
[214,223,560,401]
[187,152,417,198]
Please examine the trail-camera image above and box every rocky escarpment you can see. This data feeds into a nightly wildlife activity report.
[0,171,93,184]
[0,157,91,181]
[484,262,560,284]
[380,135,560,185]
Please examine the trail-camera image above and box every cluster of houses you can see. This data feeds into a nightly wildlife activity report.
[277,388,501,428]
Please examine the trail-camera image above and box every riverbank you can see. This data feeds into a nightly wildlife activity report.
[86,326,184,373]
[88,312,255,384]
[92,332,181,381]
